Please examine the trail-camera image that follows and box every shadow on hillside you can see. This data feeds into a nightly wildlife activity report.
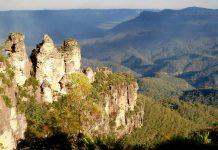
[17,132,72,150]
[17,131,218,150]
[153,137,218,150]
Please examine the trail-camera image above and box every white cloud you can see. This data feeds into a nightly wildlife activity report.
[0,0,217,10]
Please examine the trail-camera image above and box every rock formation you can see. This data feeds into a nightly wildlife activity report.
[4,32,30,86]
[93,69,144,137]
[0,95,27,150]
[31,35,65,103]
[31,36,81,103]
[0,52,27,150]
[61,38,81,74]
[0,33,144,149]
[83,67,95,83]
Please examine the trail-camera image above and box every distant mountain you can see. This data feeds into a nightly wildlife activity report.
[82,7,218,88]
[179,65,218,88]
[0,9,142,47]
[81,58,141,77]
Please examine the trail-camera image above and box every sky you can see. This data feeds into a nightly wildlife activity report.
[0,0,218,10]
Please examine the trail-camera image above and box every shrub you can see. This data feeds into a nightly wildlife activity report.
[0,87,4,94]
[24,77,39,92]
[1,95,12,108]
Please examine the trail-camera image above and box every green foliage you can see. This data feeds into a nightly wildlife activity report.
[162,99,218,127]
[193,132,211,144]
[0,73,12,87]
[5,67,14,81]
[93,71,135,95]
[17,132,72,150]
[138,75,193,100]
[153,135,218,150]
[17,73,102,139]
[0,49,14,87]
[0,87,4,94]
[180,89,218,107]
[68,73,92,98]
[84,8,218,88]
[16,98,54,138]
[23,76,39,92]
[63,73,101,133]
[122,95,200,147]
[1,95,12,108]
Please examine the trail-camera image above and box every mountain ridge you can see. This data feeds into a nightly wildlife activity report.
[82,7,218,88]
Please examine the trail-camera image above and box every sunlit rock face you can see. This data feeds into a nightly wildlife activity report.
[83,67,95,83]
[0,87,27,150]
[31,35,82,103]
[61,38,81,74]
[31,34,65,103]
[4,32,30,86]
[92,68,144,137]
[101,82,143,137]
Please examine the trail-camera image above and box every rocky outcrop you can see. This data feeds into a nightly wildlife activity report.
[101,82,144,137]
[31,35,81,103]
[31,35,65,103]
[0,48,27,150]
[0,76,27,150]
[4,32,30,86]
[93,69,144,137]
[61,38,81,74]
[83,67,95,83]
[97,67,112,76]
[0,33,144,149]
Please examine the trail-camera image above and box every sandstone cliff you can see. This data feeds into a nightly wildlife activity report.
[92,68,144,137]
[0,33,144,149]
[4,32,30,86]
[0,52,26,150]
[31,35,81,103]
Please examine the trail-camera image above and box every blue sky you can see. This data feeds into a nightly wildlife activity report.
[0,0,218,10]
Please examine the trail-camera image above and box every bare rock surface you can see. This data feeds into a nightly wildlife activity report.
[4,32,30,85]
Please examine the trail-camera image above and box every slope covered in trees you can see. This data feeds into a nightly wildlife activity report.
[82,7,218,88]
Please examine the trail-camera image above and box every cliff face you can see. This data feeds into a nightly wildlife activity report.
[0,52,27,150]
[0,88,27,150]
[0,33,144,149]
[93,68,144,137]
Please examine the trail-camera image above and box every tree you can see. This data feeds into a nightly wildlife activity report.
[52,73,102,136]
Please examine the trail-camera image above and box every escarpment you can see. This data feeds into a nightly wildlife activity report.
[0,32,144,149]
[0,48,27,150]
[93,68,144,136]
